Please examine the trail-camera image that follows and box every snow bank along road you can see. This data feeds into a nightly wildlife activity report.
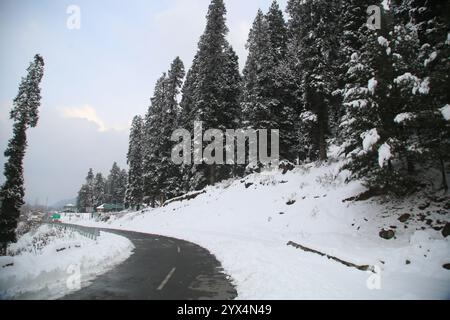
[62,226,237,300]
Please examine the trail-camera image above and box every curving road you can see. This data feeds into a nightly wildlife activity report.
[62,228,237,300]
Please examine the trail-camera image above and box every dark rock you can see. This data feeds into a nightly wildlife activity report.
[406,260,411,265]
[426,219,433,226]
[245,183,254,189]
[279,212,285,215]
[343,188,385,202]
[279,161,295,175]
[398,214,411,223]
[379,229,395,240]
[443,264,450,270]
[419,202,430,210]
[286,200,296,206]
[442,223,450,238]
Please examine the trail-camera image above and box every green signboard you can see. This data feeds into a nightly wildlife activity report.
[51,214,61,220]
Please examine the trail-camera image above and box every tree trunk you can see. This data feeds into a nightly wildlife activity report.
[440,157,448,191]
[407,156,415,174]
[209,164,216,186]
[151,197,156,208]
[0,243,6,256]
[318,101,328,161]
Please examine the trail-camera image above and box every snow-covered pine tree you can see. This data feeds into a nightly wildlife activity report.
[142,73,170,205]
[77,168,95,212]
[118,169,128,205]
[160,57,186,201]
[166,57,185,126]
[106,162,126,205]
[266,1,298,162]
[179,54,200,134]
[336,0,373,142]
[182,0,242,189]
[399,0,450,190]
[286,0,341,161]
[0,54,44,253]
[125,115,144,210]
[242,10,275,133]
[266,1,287,62]
[93,172,106,208]
[76,184,89,213]
[178,55,200,193]
[242,8,295,163]
[85,169,95,209]
[340,1,399,192]
[340,1,437,194]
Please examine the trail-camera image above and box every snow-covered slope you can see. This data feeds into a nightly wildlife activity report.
[65,158,450,300]
[0,225,134,300]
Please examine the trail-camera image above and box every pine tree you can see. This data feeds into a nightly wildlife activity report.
[180,54,200,133]
[141,57,187,205]
[242,4,296,163]
[106,162,126,205]
[160,58,186,200]
[76,184,89,212]
[242,10,276,131]
[336,0,373,141]
[93,172,106,208]
[266,0,288,62]
[181,0,242,189]
[340,1,397,190]
[339,1,436,194]
[77,168,95,212]
[392,0,450,190]
[0,54,44,253]
[125,116,144,210]
[142,74,168,206]
[118,169,128,204]
[287,0,341,161]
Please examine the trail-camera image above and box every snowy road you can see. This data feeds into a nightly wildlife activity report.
[61,227,237,300]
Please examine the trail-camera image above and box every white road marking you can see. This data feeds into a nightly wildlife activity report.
[177,246,181,254]
[157,267,176,291]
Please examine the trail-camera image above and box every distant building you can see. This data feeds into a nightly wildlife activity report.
[63,204,77,213]
[96,203,124,213]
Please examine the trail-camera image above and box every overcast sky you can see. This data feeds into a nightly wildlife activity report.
[0,0,288,206]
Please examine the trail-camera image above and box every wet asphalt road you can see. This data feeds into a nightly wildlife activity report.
[61,228,237,300]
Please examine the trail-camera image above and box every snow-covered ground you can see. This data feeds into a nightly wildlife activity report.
[62,157,449,300]
[0,225,134,300]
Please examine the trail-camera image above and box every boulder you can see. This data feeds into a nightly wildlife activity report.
[398,214,411,223]
[379,229,395,240]
[442,222,450,238]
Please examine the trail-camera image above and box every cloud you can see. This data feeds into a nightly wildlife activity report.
[22,106,128,204]
[60,105,130,132]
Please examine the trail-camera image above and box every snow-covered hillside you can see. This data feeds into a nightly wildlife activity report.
[64,158,450,300]
[0,225,134,300]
